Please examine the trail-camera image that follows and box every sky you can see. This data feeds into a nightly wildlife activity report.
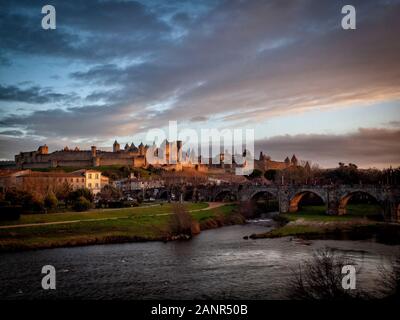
[0,0,399,168]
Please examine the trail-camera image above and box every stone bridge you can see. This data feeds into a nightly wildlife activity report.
[129,184,400,222]
[198,184,400,222]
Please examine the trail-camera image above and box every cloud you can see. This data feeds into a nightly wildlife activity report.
[255,128,400,169]
[0,84,77,104]
[0,130,24,136]
[0,0,400,167]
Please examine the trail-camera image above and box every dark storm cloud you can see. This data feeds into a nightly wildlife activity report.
[0,130,24,136]
[1,0,400,167]
[0,103,142,138]
[0,84,77,104]
[65,0,400,129]
[0,0,173,61]
[255,128,400,168]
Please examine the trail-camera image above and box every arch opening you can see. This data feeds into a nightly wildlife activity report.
[215,190,237,202]
[158,190,169,201]
[397,203,400,222]
[339,191,383,220]
[289,191,325,213]
[183,189,194,201]
[250,191,279,214]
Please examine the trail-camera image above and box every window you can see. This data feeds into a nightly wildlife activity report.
[95,174,99,179]
[82,178,84,182]
[88,183,92,188]
[76,178,79,182]
[95,183,99,188]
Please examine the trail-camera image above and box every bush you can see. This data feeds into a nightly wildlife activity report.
[0,206,21,221]
[44,192,58,209]
[72,196,92,212]
[170,203,194,236]
[67,188,94,204]
[4,189,44,213]
[289,248,365,300]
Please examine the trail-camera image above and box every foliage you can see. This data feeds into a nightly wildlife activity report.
[4,188,44,213]
[248,169,262,179]
[67,188,94,204]
[169,203,194,236]
[98,184,122,201]
[264,169,277,181]
[44,192,58,209]
[72,196,92,212]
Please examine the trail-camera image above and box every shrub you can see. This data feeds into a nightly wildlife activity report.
[170,203,194,236]
[0,205,21,221]
[378,254,400,299]
[67,188,94,204]
[44,192,58,209]
[72,196,92,212]
[288,248,365,300]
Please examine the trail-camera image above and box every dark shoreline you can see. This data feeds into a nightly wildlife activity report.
[250,221,400,246]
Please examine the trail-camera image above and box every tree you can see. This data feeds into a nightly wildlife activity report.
[72,196,92,212]
[248,169,262,179]
[169,203,194,236]
[44,191,58,209]
[67,188,94,204]
[264,169,277,181]
[98,184,122,201]
[289,248,365,300]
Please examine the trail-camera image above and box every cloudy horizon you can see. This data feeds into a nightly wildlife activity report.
[1,0,399,168]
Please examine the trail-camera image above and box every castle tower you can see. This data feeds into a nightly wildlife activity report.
[124,143,129,151]
[284,156,290,167]
[291,154,298,166]
[91,146,97,157]
[138,142,144,155]
[38,145,49,154]
[113,140,120,152]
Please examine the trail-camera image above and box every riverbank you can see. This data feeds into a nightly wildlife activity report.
[0,202,244,252]
[250,205,400,245]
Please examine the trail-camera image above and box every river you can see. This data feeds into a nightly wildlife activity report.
[0,220,399,299]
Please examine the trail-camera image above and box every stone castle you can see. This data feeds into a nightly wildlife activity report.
[15,140,303,172]
[15,140,192,170]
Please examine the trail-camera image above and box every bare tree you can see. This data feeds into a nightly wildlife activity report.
[169,203,194,236]
[378,253,400,299]
[288,248,366,300]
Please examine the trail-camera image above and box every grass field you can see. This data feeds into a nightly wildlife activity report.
[252,204,385,239]
[281,204,383,222]
[0,202,208,226]
[0,203,238,252]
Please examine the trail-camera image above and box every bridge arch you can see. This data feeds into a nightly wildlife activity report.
[214,189,237,202]
[158,190,169,200]
[250,190,279,213]
[289,190,325,213]
[338,190,382,216]
[397,203,400,221]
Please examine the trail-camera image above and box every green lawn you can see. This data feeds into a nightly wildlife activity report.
[253,204,384,239]
[191,204,237,222]
[0,202,208,226]
[282,204,383,222]
[0,203,238,252]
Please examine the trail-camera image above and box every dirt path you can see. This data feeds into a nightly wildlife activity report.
[0,202,227,230]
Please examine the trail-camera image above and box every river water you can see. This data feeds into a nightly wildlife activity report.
[0,220,399,300]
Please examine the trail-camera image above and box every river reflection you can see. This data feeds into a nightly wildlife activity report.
[0,221,399,300]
